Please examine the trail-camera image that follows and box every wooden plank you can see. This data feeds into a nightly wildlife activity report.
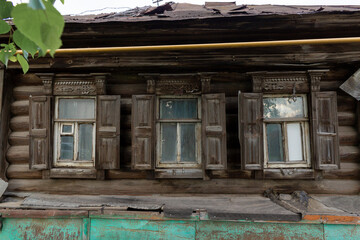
[0,209,88,218]
[338,111,355,126]
[338,126,358,146]
[7,179,360,195]
[49,168,97,179]
[262,169,315,180]
[323,162,360,179]
[340,146,360,163]
[7,164,42,179]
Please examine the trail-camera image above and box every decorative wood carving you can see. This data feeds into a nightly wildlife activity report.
[250,71,310,93]
[36,73,109,96]
[37,73,54,96]
[308,70,329,92]
[142,72,215,95]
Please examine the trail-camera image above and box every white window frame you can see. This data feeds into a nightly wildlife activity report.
[263,94,311,168]
[53,96,96,168]
[156,95,202,169]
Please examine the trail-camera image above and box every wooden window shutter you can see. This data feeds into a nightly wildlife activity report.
[29,96,51,170]
[238,92,263,170]
[311,91,340,169]
[202,93,227,170]
[131,95,155,170]
[96,95,121,169]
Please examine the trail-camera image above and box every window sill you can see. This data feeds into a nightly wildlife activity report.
[49,168,97,179]
[260,169,316,180]
[154,169,203,179]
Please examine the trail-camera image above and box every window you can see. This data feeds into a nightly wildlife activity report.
[263,95,310,168]
[54,97,96,167]
[156,97,201,168]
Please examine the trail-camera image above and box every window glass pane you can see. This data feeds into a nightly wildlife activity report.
[263,97,304,118]
[59,98,95,119]
[160,99,197,119]
[78,124,93,161]
[287,123,303,161]
[266,124,284,162]
[60,136,74,160]
[180,123,196,162]
[62,125,73,133]
[160,123,177,163]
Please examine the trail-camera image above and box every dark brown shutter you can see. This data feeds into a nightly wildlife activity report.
[96,95,121,169]
[312,91,340,169]
[239,92,263,170]
[202,93,227,170]
[131,95,155,170]
[29,95,51,170]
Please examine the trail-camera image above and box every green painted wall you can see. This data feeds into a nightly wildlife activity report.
[0,217,359,240]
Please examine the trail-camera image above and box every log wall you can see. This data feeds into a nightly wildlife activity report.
[5,70,360,195]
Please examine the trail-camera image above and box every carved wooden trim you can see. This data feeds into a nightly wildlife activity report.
[141,73,215,95]
[36,73,109,96]
[248,71,328,94]
[37,73,54,96]
[308,70,329,92]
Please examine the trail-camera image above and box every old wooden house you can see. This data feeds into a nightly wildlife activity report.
[0,2,359,239]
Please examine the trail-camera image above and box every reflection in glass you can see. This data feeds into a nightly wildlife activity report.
[160,99,197,119]
[180,123,196,162]
[78,124,93,161]
[161,123,177,162]
[266,124,284,162]
[59,98,95,119]
[60,136,74,160]
[62,125,73,133]
[263,97,304,118]
[287,123,303,161]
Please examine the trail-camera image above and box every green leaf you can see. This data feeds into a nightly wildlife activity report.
[0,19,10,34]
[13,30,38,57]
[60,0,64,4]
[12,2,64,54]
[17,54,29,74]
[28,0,46,10]
[9,55,17,62]
[0,43,16,67]
[0,0,14,19]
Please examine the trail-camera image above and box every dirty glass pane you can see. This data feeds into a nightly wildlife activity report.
[60,136,74,160]
[160,123,177,163]
[180,123,196,162]
[287,123,303,161]
[266,124,284,162]
[78,124,93,161]
[263,97,304,119]
[59,98,95,119]
[62,125,73,133]
[160,99,197,119]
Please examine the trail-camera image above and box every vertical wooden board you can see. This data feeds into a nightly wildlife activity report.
[195,221,323,240]
[239,92,263,170]
[312,91,340,170]
[132,95,155,170]
[29,96,51,170]
[90,219,196,240]
[0,218,83,240]
[96,95,121,169]
[202,93,227,170]
[324,224,360,240]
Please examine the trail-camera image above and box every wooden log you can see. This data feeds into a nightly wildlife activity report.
[338,111,355,126]
[323,162,360,179]
[208,169,251,179]
[106,170,148,179]
[107,84,147,97]
[337,95,356,112]
[10,116,29,131]
[9,131,29,146]
[7,164,42,179]
[6,146,29,164]
[11,100,29,116]
[338,126,358,146]
[340,146,360,163]
[7,179,360,195]
[13,74,42,86]
[13,86,44,100]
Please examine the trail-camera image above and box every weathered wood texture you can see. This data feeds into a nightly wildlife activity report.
[5,68,360,194]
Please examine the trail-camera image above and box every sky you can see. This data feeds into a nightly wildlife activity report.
[11,0,360,15]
